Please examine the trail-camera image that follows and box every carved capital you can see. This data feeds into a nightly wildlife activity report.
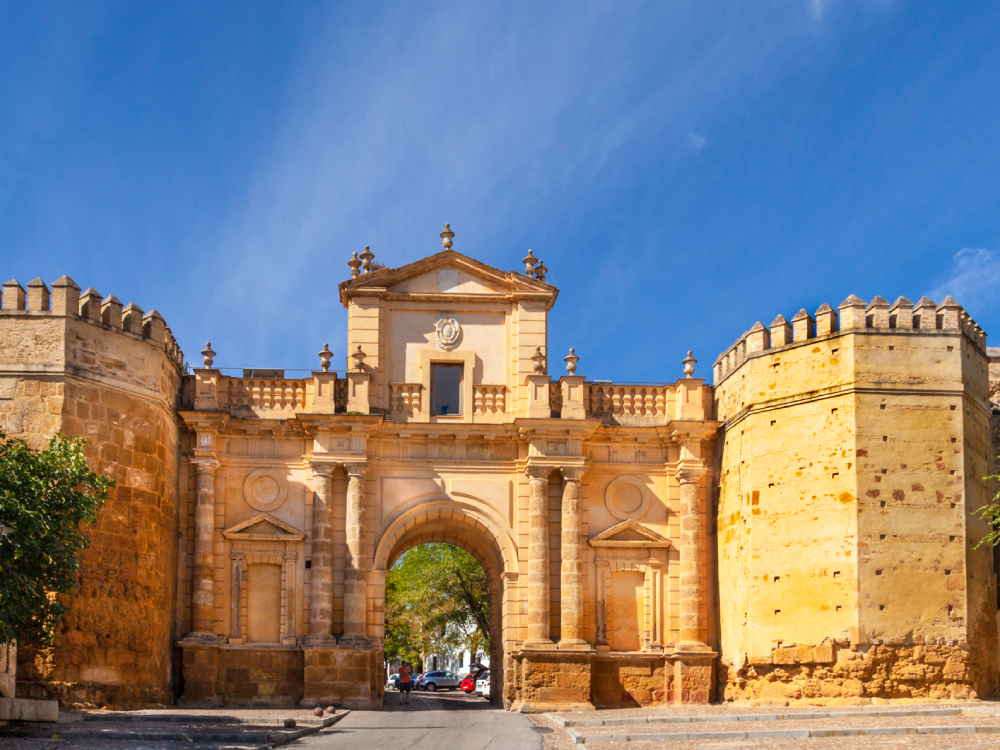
[308,461,336,477]
[345,461,369,477]
[675,464,709,484]
[559,466,586,483]
[525,465,550,481]
[190,457,219,475]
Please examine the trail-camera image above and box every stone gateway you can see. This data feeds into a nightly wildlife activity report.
[1,225,998,711]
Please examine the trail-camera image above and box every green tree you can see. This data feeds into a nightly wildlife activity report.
[0,432,114,647]
[384,544,490,668]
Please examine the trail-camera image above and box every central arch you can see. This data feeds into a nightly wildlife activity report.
[372,498,520,706]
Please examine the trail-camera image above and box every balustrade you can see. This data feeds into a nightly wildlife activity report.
[390,383,422,416]
[473,385,506,415]
[587,384,667,420]
[228,377,307,412]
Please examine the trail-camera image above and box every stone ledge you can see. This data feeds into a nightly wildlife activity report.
[0,697,58,722]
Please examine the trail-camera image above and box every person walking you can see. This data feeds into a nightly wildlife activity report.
[398,664,412,705]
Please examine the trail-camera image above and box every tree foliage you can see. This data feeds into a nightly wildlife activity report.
[974,460,1000,548]
[384,544,490,669]
[0,432,113,646]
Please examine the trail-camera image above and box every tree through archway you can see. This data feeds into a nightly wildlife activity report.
[384,544,491,686]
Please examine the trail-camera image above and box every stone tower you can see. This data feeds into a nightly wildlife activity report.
[0,277,184,707]
[713,295,997,702]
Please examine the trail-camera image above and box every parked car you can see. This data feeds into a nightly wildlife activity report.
[386,673,399,690]
[459,674,477,693]
[476,672,490,699]
[412,673,424,690]
[419,670,462,691]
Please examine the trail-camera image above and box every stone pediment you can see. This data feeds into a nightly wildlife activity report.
[588,519,670,548]
[223,513,305,541]
[339,250,557,306]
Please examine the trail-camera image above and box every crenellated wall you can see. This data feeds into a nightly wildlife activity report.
[1,277,183,709]
[714,294,997,704]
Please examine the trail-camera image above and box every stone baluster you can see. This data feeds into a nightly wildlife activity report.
[524,466,554,648]
[342,462,369,643]
[305,463,336,644]
[676,466,709,651]
[558,467,588,649]
[189,458,218,639]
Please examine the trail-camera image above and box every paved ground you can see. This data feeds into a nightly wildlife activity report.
[301,688,544,749]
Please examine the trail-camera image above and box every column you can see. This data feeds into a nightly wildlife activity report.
[558,467,588,649]
[342,462,369,643]
[676,467,708,650]
[189,458,218,638]
[305,463,336,644]
[524,466,553,648]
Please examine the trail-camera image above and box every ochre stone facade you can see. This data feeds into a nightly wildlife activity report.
[1,229,998,711]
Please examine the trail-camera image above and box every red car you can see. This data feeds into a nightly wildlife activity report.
[459,675,477,693]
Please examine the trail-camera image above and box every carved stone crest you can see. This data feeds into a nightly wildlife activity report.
[435,317,461,350]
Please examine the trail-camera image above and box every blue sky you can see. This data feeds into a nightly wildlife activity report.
[2,1,999,382]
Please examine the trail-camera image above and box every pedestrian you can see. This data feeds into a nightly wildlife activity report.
[398,663,412,705]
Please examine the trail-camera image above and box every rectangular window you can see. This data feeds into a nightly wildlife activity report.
[431,363,463,416]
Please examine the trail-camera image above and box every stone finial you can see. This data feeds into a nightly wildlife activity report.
[1,280,25,311]
[26,278,50,312]
[535,259,548,282]
[770,314,792,347]
[564,348,579,374]
[937,296,962,329]
[531,346,545,374]
[348,252,362,278]
[683,350,697,378]
[523,249,538,276]
[360,246,375,274]
[122,302,144,334]
[318,343,333,372]
[50,275,80,316]
[101,294,123,329]
[815,303,838,336]
[351,344,366,371]
[913,297,937,330]
[441,223,454,249]
[838,295,867,331]
[791,309,815,342]
[867,296,890,328]
[201,342,216,368]
[889,296,914,329]
[79,287,102,322]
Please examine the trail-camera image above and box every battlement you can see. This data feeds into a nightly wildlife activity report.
[713,294,986,384]
[1,276,183,370]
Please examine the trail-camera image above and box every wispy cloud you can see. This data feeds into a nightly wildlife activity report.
[688,133,706,150]
[931,247,1000,316]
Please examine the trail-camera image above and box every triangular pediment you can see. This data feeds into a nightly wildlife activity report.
[224,513,304,541]
[589,519,670,548]
[339,250,558,305]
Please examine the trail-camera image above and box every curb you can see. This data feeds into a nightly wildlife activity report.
[250,710,351,750]
[0,710,350,748]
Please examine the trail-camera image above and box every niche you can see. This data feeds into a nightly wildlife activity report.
[609,570,644,651]
[247,564,282,644]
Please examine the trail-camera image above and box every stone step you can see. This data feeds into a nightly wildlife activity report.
[548,706,964,728]
[569,723,1000,746]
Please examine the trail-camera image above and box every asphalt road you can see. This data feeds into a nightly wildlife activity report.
[298,689,544,750]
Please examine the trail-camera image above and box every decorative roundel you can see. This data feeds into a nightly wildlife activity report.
[604,476,652,521]
[242,469,288,512]
[435,317,461,350]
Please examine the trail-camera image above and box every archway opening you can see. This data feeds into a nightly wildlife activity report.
[374,501,515,707]
[384,543,493,701]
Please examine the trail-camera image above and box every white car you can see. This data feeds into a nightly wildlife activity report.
[386,674,398,690]
[476,673,490,699]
